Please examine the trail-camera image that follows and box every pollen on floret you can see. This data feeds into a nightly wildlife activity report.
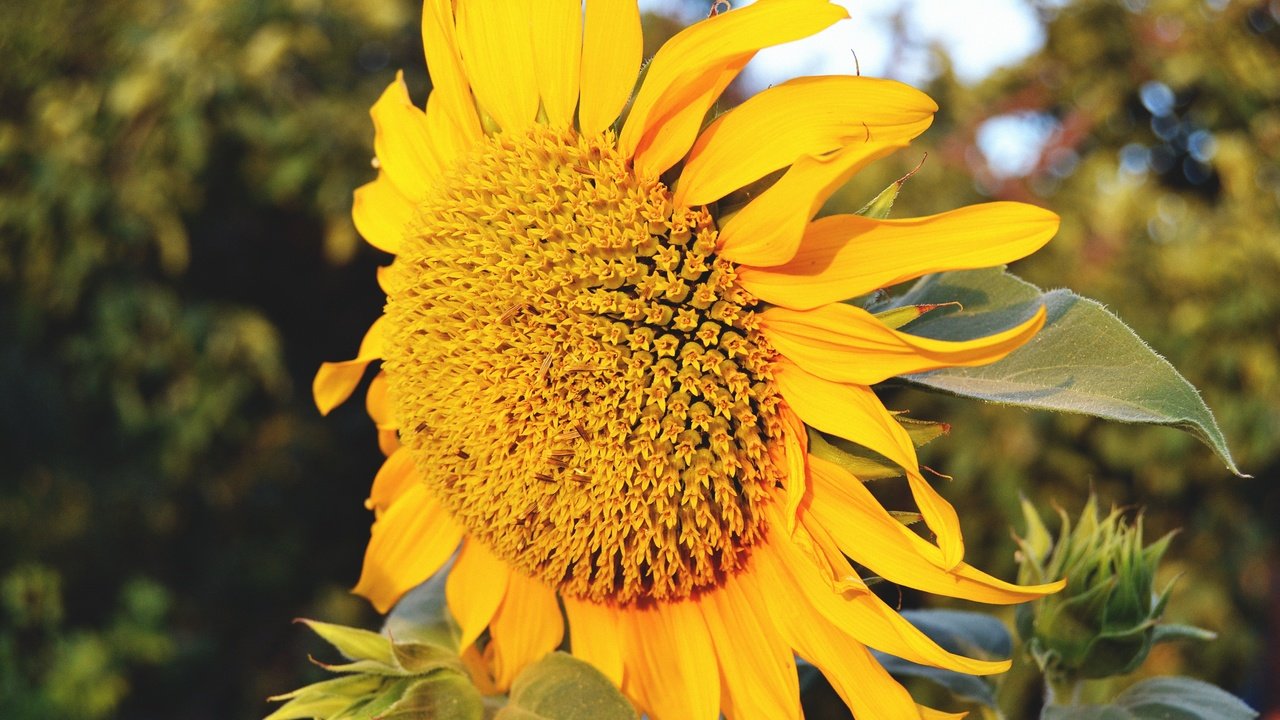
[382,125,787,603]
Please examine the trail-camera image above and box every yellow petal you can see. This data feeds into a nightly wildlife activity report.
[365,371,395,431]
[761,302,1047,385]
[749,547,921,719]
[620,600,720,720]
[313,317,387,415]
[775,407,808,535]
[488,571,564,691]
[718,139,910,267]
[352,175,414,255]
[446,539,510,651]
[424,91,469,169]
[631,57,747,181]
[377,429,399,458]
[806,454,1065,603]
[699,575,801,720]
[761,512,1008,676]
[366,446,418,516]
[371,71,441,200]
[563,598,624,687]
[772,358,965,568]
[676,75,936,207]
[353,483,463,613]
[738,202,1061,310]
[619,0,848,174]
[532,0,582,128]
[421,0,482,140]
[456,0,538,133]
[578,0,642,135]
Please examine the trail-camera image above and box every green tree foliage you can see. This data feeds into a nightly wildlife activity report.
[0,0,426,716]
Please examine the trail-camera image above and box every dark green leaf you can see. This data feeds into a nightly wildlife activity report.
[496,652,636,720]
[1041,676,1257,720]
[892,269,1243,476]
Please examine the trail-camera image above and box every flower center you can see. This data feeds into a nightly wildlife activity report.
[383,126,785,603]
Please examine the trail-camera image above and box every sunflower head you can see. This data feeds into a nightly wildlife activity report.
[313,1,1064,717]
[384,125,785,603]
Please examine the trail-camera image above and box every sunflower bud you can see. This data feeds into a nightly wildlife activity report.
[1014,495,1174,680]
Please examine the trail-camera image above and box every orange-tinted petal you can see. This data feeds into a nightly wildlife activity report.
[353,483,463,613]
[718,139,911,267]
[447,538,510,651]
[738,202,1061,310]
[677,75,935,207]
[313,317,387,415]
[578,0,642,135]
[761,302,1046,385]
[620,600,720,720]
[563,597,624,687]
[699,574,801,720]
[773,358,964,568]
[749,546,921,718]
[619,0,848,176]
[806,454,1065,602]
[488,570,564,691]
[762,514,1008,675]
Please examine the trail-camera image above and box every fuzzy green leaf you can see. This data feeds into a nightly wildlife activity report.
[1041,676,1257,720]
[377,672,483,720]
[891,268,1243,476]
[383,565,460,653]
[495,653,637,720]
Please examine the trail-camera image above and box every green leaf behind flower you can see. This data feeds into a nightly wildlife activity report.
[496,653,637,720]
[889,268,1243,476]
[1040,676,1257,720]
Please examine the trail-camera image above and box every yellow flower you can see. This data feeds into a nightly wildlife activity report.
[315,1,1065,717]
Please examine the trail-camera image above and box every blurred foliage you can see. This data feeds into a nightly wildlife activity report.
[0,0,425,716]
[0,0,1276,717]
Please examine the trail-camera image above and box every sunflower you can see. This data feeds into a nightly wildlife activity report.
[314,1,1065,717]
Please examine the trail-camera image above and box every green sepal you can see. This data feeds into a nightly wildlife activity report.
[855,177,902,219]
[297,619,395,665]
[874,302,959,330]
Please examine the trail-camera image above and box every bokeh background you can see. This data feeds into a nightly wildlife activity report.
[2,0,1276,717]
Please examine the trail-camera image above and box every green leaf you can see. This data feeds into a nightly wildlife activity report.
[264,693,362,720]
[891,268,1243,476]
[267,674,384,703]
[378,672,484,720]
[871,610,1012,710]
[298,619,394,665]
[495,652,637,720]
[383,564,461,652]
[1041,676,1257,720]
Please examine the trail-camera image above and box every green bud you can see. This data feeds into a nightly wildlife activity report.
[1014,495,1174,681]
